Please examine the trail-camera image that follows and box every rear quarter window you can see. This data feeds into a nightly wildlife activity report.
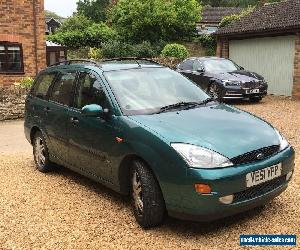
[32,72,57,99]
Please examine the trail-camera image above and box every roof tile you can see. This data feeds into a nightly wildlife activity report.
[215,0,300,36]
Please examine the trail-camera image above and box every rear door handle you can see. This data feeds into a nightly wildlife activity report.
[70,117,79,125]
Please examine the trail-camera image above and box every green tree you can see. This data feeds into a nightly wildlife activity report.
[77,0,110,23]
[111,0,201,42]
[57,15,93,33]
[45,10,63,19]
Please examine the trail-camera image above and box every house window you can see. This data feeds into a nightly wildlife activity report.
[0,42,24,73]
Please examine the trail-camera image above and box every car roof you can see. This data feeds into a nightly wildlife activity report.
[184,56,226,62]
[43,59,165,73]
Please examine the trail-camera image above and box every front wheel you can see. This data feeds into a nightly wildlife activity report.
[131,160,165,228]
[208,82,224,101]
[33,131,54,172]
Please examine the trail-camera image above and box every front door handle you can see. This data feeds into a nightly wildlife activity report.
[44,107,51,112]
[70,117,79,125]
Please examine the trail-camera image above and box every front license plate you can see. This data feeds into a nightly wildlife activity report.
[246,163,282,188]
[246,89,260,94]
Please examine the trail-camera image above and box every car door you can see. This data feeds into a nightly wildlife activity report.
[43,68,77,163]
[67,69,117,181]
[192,60,210,90]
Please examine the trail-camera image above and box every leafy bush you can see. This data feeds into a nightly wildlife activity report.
[14,77,34,90]
[219,7,255,28]
[219,14,241,28]
[48,22,117,49]
[88,47,102,59]
[101,41,135,58]
[111,0,201,42]
[197,35,217,56]
[160,43,189,58]
[101,41,165,58]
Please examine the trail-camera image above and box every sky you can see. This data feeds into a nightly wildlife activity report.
[45,0,78,17]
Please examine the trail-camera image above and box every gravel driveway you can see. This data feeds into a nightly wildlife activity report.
[0,96,299,249]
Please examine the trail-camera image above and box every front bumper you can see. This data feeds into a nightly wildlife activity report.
[166,146,295,222]
[222,85,268,99]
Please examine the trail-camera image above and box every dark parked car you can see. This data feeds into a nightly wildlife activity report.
[24,59,294,228]
[176,57,268,102]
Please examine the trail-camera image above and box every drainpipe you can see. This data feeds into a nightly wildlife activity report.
[32,0,39,75]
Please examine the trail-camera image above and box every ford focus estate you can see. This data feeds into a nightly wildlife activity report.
[24,59,295,228]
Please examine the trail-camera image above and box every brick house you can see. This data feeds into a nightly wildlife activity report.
[215,0,300,99]
[0,0,46,87]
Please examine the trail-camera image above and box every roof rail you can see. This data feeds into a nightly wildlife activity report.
[101,57,160,65]
[50,59,101,67]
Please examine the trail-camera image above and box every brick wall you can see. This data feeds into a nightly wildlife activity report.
[292,33,300,99]
[0,0,46,86]
[216,38,229,58]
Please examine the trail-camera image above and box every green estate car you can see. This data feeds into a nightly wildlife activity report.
[24,59,295,228]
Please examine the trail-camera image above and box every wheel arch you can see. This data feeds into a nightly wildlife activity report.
[118,154,163,197]
[30,126,41,144]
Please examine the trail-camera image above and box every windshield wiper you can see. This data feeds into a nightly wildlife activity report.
[196,97,216,106]
[155,98,216,114]
[156,101,199,114]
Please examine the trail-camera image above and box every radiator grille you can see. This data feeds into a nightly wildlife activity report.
[231,145,280,165]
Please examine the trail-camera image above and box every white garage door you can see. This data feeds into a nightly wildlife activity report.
[229,36,296,96]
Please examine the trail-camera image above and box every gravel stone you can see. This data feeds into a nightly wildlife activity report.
[0,96,299,249]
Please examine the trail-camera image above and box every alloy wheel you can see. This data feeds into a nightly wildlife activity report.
[132,170,144,215]
[209,83,220,99]
[34,136,46,168]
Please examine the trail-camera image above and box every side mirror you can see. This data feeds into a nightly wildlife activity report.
[197,67,205,73]
[82,104,104,117]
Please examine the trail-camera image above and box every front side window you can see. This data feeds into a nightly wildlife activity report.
[203,59,240,73]
[33,72,57,99]
[193,60,203,71]
[104,68,209,115]
[50,71,77,106]
[74,71,110,109]
[0,43,23,73]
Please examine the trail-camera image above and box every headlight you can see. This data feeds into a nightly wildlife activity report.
[171,143,233,168]
[222,80,241,86]
[275,129,289,151]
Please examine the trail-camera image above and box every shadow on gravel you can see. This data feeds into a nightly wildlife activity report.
[223,99,264,106]
[162,206,266,235]
[45,163,274,235]
[47,165,131,207]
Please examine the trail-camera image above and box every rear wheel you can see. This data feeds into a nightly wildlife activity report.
[208,82,223,101]
[131,160,165,228]
[33,131,54,172]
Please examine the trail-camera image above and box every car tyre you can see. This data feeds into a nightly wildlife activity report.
[33,131,54,173]
[249,97,262,103]
[131,160,165,228]
[208,82,223,101]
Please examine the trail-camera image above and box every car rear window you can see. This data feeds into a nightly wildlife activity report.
[32,72,57,99]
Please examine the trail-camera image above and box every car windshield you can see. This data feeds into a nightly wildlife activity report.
[104,67,210,115]
[203,59,240,73]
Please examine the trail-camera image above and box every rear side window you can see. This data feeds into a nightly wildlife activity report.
[50,71,77,106]
[33,72,56,99]
[179,60,194,70]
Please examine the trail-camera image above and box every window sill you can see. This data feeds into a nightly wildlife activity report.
[0,71,25,75]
